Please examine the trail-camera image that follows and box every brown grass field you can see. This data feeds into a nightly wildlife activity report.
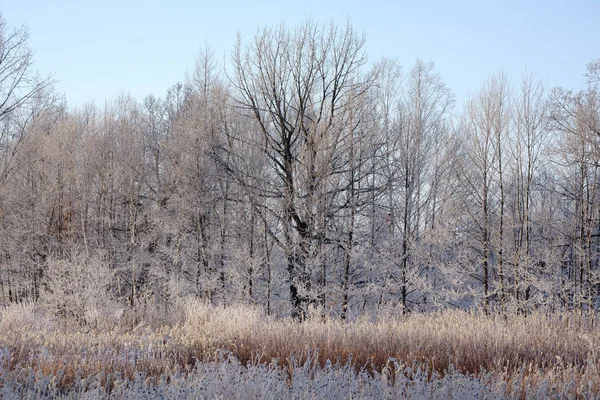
[2,302,600,397]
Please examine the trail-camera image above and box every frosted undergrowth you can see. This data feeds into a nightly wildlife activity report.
[0,352,580,399]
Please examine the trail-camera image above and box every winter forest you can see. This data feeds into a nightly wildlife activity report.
[1,15,599,321]
[5,12,600,398]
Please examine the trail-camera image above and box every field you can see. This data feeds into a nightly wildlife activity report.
[2,302,600,399]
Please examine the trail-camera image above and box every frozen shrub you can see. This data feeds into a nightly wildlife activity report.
[40,250,113,327]
[0,357,595,399]
[0,301,52,331]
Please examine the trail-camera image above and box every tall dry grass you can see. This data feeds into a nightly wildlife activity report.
[1,301,600,396]
[181,302,600,380]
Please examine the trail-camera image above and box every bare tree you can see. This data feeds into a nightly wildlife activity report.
[549,68,600,311]
[0,15,52,123]
[457,72,510,312]
[230,20,371,319]
[377,60,453,313]
[508,71,549,308]
[586,59,600,85]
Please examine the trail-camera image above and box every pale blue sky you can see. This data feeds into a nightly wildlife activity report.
[3,0,599,109]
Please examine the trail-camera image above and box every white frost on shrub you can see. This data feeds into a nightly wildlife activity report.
[0,354,583,399]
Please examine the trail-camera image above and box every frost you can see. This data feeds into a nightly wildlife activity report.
[0,355,587,399]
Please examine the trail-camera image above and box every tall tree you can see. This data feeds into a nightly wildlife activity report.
[393,60,452,312]
[0,14,52,124]
[457,72,510,312]
[550,65,600,310]
[509,71,549,307]
[231,20,371,319]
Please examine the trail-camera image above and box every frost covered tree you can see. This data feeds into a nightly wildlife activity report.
[230,20,377,319]
[455,72,511,312]
[383,60,453,313]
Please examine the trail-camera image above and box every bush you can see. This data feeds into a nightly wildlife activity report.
[41,250,115,327]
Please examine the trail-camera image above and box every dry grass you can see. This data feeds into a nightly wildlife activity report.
[181,302,600,392]
[2,301,600,396]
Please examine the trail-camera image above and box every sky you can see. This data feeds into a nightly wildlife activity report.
[2,0,599,110]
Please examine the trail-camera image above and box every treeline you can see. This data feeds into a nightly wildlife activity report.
[0,16,599,321]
